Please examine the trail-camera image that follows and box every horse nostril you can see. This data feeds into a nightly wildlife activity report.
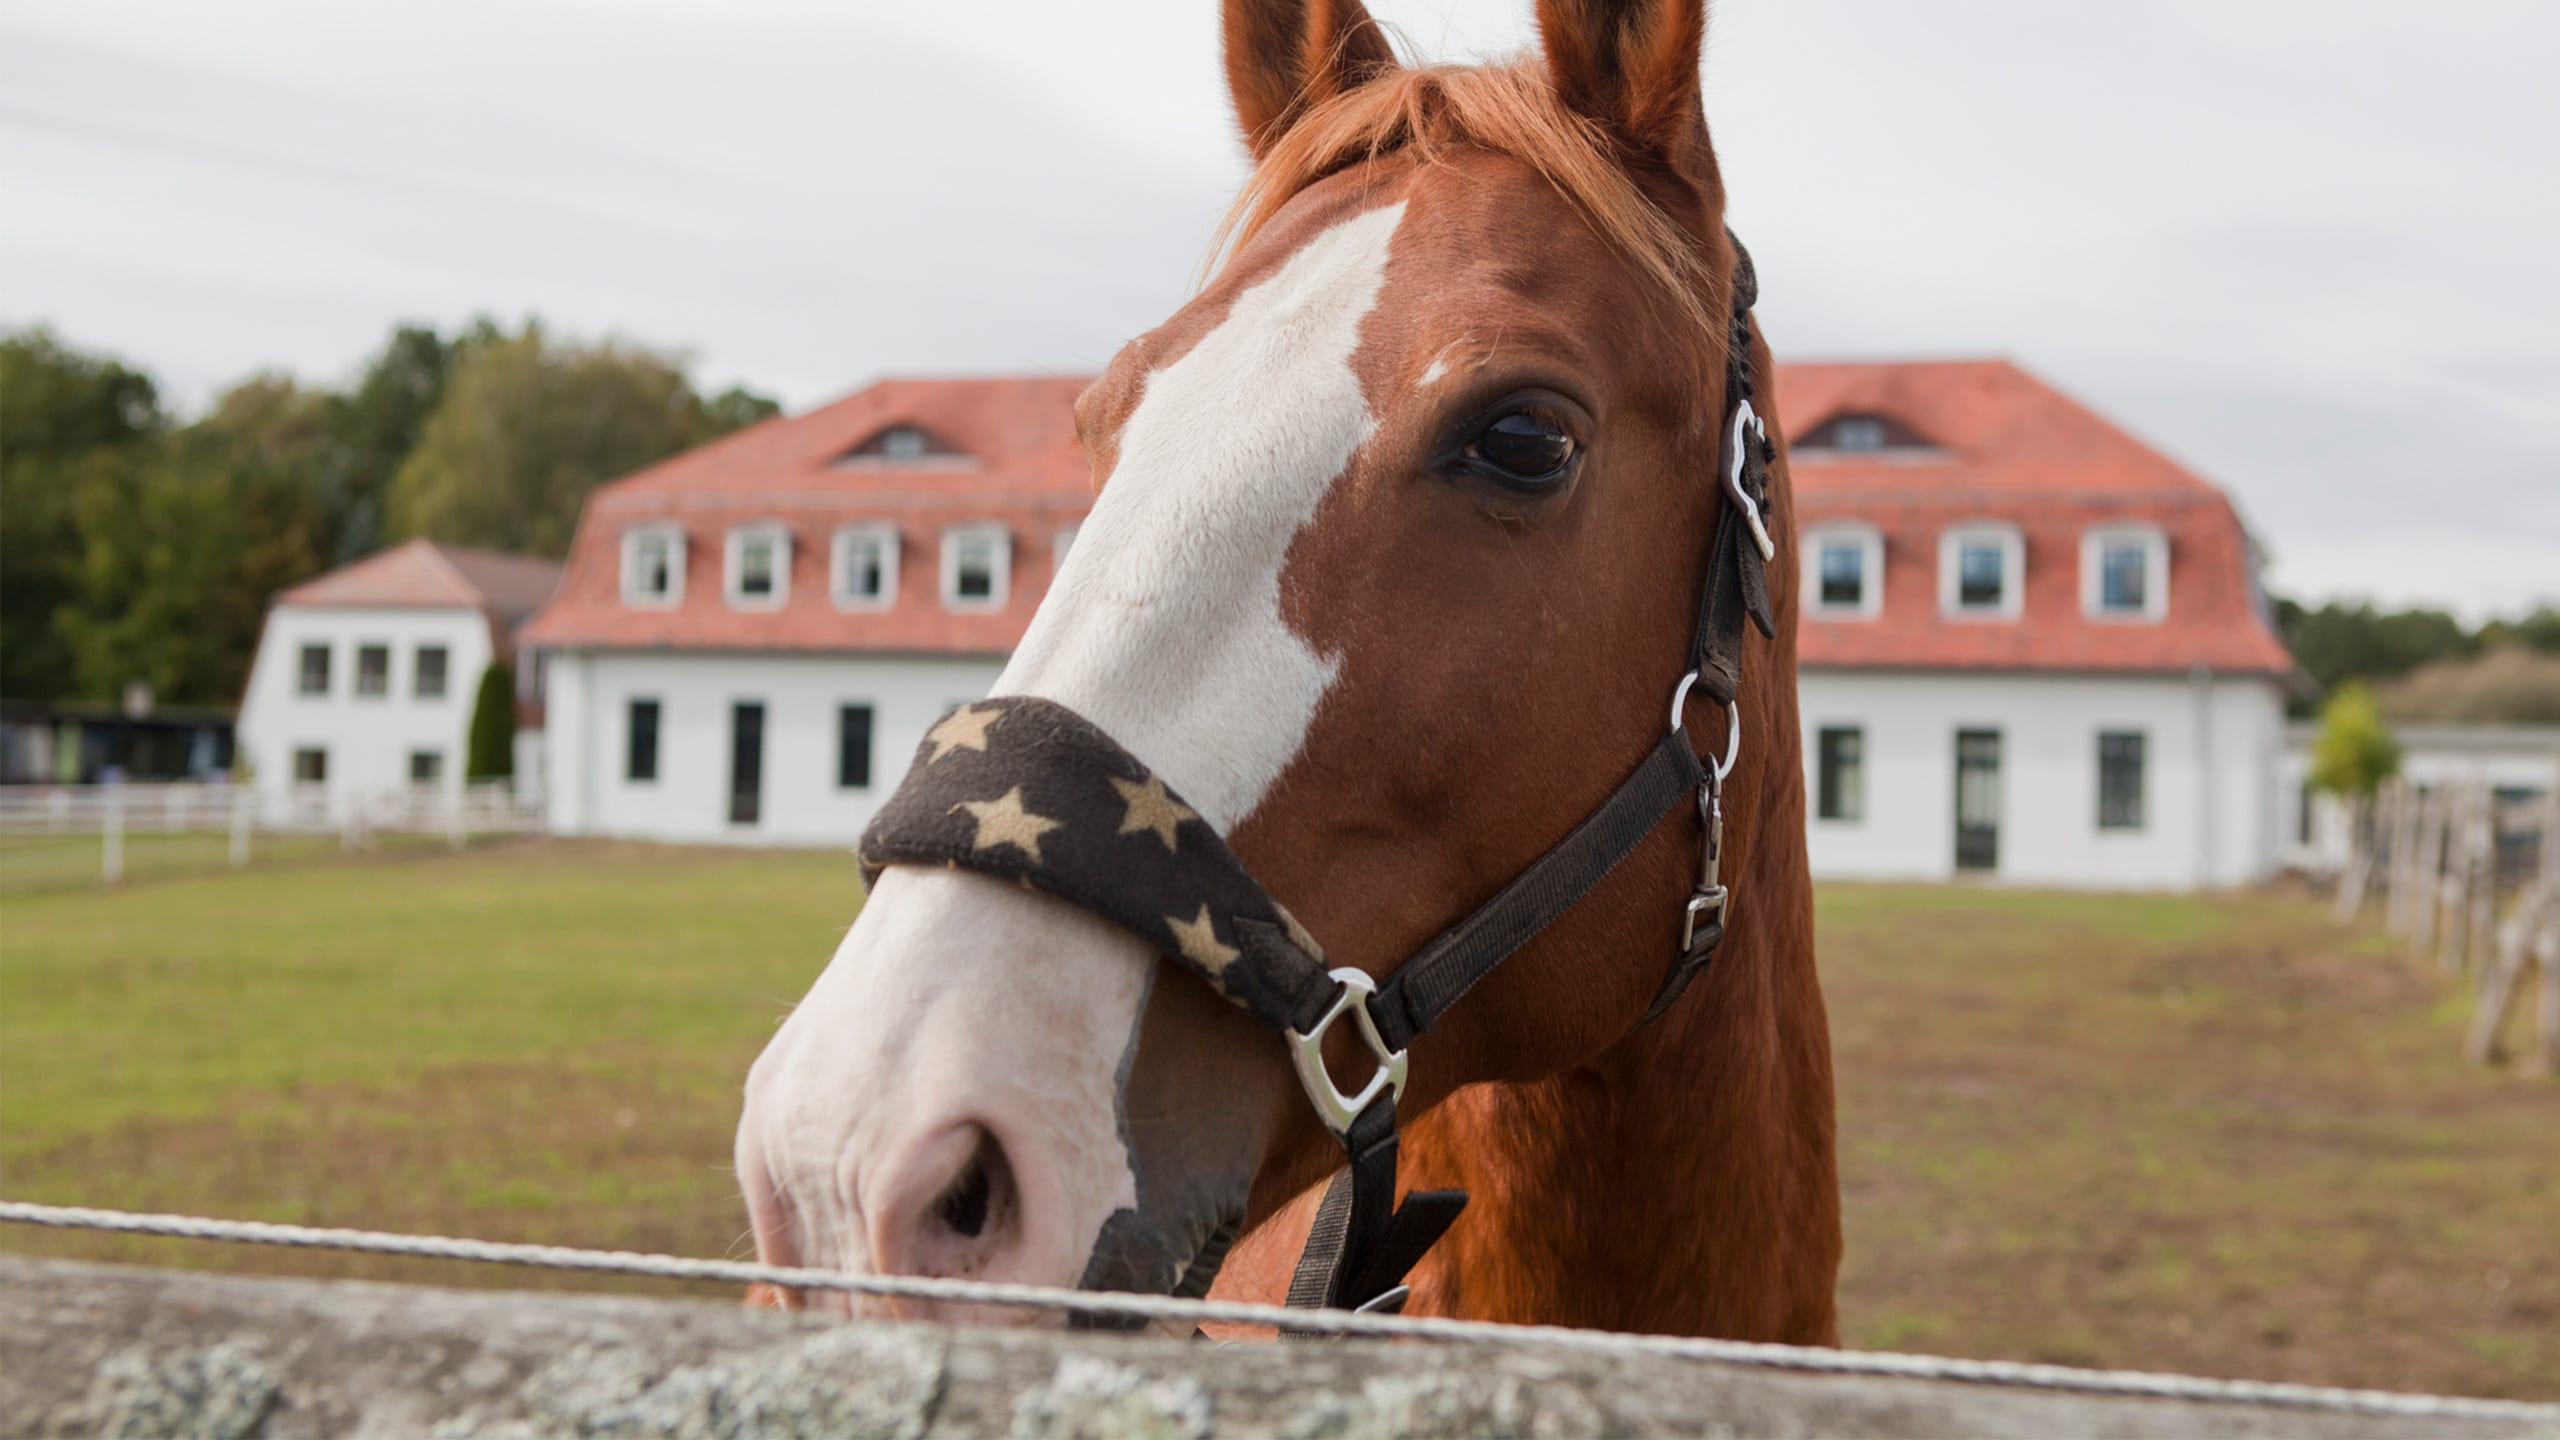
[930,1128,1010,1242]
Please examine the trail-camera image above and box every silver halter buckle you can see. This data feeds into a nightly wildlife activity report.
[1286,968,1410,1137]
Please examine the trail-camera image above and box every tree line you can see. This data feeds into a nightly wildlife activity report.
[1,323,776,708]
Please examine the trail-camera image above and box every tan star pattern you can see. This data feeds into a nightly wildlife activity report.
[950,787,1062,863]
[925,703,1003,763]
[1109,773,1197,851]
[1164,904,1238,974]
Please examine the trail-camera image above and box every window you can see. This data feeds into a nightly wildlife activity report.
[297,644,330,696]
[942,526,1011,610]
[626,698,661,782]
[727,524,790,608]
[881,425,929,460]
[1939,524,2023,619]
[355,644,390,697]
[1054,526,1080,574]
[832,524,899,610]
[1804,524,1882,617]
[1832,417,1886,453]
[622,525,685,607]
[409,750,442,784]
[293,747,327,784]
[837,704,875,789]
[1816,726,1864,822]
[2081,525,2167,620]
[2098,731,2146,830]
[414,645,449,699]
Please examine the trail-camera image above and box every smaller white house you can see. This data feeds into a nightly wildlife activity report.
[236,540,561,819]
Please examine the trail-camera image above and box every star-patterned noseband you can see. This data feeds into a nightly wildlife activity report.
[857,236,1778,1324]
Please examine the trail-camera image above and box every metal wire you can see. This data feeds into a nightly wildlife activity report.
[5,1200,2554,1425]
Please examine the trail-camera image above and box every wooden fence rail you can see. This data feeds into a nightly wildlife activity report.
[4,1258,2555,1439]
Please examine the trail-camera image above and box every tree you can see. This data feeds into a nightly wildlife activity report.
[0,328,164,700]
[466,660,516,781]
[2306,682,2400,798]
[386,323,776,557]
[2278,599,2479,699]
[318,323,468,565]
[57,378,335,705]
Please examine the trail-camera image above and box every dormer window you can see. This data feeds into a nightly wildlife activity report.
[942,525,1011,611]
[1796,411,1937,456]
[1803,523,1883,618]
[726,524,790,609]
[837,423,964,467]
[621,524,686,608]
[2083,524,2168,621]
[832,523,900,610]
[1939,523,2024,619]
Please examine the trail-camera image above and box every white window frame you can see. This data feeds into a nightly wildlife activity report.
[621,524,686,609]
[830,523,900,611]
[724,523,791,610]
[2081,524,2168,622]
[941,525,1012,612]
[1802,522,1884,619]
[1939,522,2025,621]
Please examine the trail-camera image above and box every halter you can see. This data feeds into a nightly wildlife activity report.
[858,236,1777,1322]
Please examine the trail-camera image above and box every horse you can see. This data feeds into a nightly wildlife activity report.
[736,0,1839,1341]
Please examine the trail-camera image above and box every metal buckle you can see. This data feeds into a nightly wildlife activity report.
[1286,968,1409,1137]
[1681,886,1728,955]
[1721,400,1777,563]
[1353,1284,1412,1316]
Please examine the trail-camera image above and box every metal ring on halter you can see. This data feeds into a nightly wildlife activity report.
[1667,671,1744,782]
[1285,968,1410,1137]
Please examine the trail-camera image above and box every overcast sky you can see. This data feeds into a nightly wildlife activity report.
[4,0,2554,618]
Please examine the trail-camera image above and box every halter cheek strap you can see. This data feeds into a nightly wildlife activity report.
[856,235,1776,1322]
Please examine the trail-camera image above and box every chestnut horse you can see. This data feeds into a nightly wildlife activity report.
[737,0,1838,1340]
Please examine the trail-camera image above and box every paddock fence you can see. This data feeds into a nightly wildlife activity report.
[2331,780,2560,1073]
[0,780,542,887]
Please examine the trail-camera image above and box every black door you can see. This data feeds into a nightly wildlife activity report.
[729,702,765,826]
[1954,728,2001,872]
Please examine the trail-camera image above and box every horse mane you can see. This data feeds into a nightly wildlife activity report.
[1212,59,1722,355]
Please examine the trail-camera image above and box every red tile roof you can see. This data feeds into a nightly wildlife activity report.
[1781,360,2293,676]
[278,539,562,630]
[520,361,2294,678]
[518,376,1091,655]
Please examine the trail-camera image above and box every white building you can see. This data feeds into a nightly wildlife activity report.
[1786,361,2297,888]
[236,539,561,819]
[524,362,2300,888]
[519,377,1086,845]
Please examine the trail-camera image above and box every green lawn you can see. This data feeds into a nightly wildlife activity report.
[0,843,2551,1399]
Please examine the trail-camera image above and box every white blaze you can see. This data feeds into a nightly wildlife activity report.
[741,202,1408,1303]
[1002,200,1408,830]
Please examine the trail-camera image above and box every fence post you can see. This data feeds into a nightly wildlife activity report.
[229,786,253,869]
[101,786,124,887]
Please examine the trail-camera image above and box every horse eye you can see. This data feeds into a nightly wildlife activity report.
[1465,411,1578,488]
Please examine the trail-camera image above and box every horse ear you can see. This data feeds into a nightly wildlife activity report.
[1222,0,1400,159]
[1535,0,1709,170]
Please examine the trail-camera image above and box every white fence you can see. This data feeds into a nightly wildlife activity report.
[0,781,541,884]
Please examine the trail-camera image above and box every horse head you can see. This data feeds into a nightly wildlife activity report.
[737,0,1835,1337]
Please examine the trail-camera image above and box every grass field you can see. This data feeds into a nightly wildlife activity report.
[2,841,2552,1400]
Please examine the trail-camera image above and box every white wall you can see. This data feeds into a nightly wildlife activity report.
[542,649,1009,846]
[1797,668,2288,889]
[236,605,495,818]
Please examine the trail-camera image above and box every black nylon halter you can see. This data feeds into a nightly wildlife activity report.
[858,235,1777,1322]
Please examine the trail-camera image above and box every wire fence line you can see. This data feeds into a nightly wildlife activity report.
[5,1200,2554,1425]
